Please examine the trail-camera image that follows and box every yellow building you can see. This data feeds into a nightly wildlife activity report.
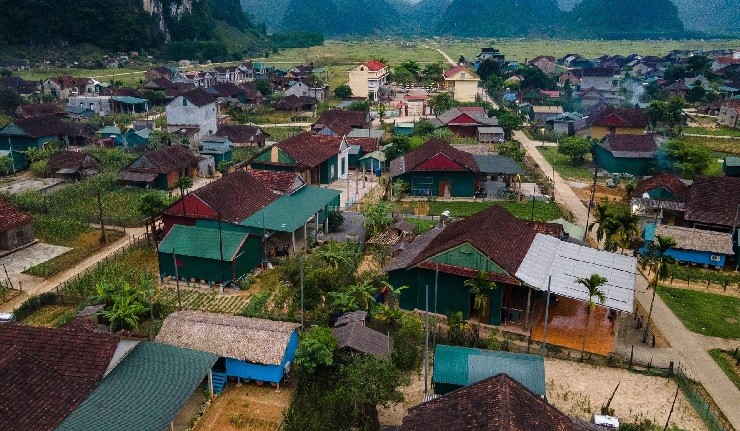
[348,60,388,101]
[443,65,480,103]
[576,107,649,139]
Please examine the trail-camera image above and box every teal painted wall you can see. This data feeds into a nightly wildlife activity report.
[158,236,260,283]
[154,174,170,190]
[593,146,652,176]
[320,155,338,184]
[398,171,475,197]
[427,243,507,275]
[647,186,679,201]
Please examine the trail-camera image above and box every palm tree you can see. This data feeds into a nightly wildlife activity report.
[464,270,497,313]
[643,234,676,342]
[575,274,608,358]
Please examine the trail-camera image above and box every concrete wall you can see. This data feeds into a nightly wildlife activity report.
[166,96,218,142]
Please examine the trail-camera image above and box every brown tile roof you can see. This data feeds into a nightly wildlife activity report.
[408,205,563,277]
[216,124,269,145]
[14,102,65,119]
[102,87,142,98]
[633,171,689,201]
[589,107,649,128]
[166,170,278,223]
[142,145,201,173]
[1,115,66,138]
[180,87,217,107]
[247,169,302,194]
[275,95,317,110]
[207,82,243,97]
[400,374,598,431]
[332,323,392,359]
[444,65,478,79]
[685,176,740,228]
[145,77,176,89]
[277,132,342,168]
[313,110,370,136]
[0,196,32,232]
[347,136,380,153]
[600,134,657,156]
[398,138,479,175]
[46,151,98,172]
[0,324,120,431]
[581,67,616,77]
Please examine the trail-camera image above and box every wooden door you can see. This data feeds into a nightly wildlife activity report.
[438,181,450,197]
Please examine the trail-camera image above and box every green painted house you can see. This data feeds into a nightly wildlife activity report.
[200,135,233,164]
[123,128,151,150]
[250,132,349,185]
[593,133,658,176]
[389,138,479,197]
[99,125,126,146]
[158,224,261,283]
[632,171,689,202]
[118,145,201,190]
[385,205,563,326]
[0,115,66,169]
[724,156,740,177]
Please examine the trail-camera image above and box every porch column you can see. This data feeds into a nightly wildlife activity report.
[315,212,320,241]
[208,369,214,399]
[292,230,296,254]
[303,221,307,247]
[324,206,329,234]
[524,286,532,331]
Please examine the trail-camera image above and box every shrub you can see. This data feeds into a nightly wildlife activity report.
[327,210,344,233]
[29,160,48,177]
[391,313,424,371]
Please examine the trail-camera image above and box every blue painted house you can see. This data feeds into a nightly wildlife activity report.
[98,126,126,146]
[200,135,233,164]
[0,115,66,169]
[642,224,735,268]
[157,311,300,392]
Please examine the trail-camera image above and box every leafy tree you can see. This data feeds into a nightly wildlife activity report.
[489,108,523,139]
[348,100,371,111]
[646,98,683,132]
[137,192,168,239]
[334,84,352,99]
[328,280,377,313]
[397,60,421,80]
[255,78,272,96]
[328,210,344,232]
[574,274,607,358]
[217,160,230,175]
[588,203,640,252]
[414,119,436,136]
[641,234,676,342]
[295,327,338,374]
[561,79,575,111]
[643,80,668,102]
[175,175,193,197]
[391,179,409,200]
[685,55,711,75]
[557,135,592,165]
[392,67,415,86]
[26,140,63,163]
[383,135,412,161]
[464,270,497,311]
[498,141,525,162]
[685,80,706,103]
[484,75,504,99]
[663,65,686,83]
[0,154,13,175]
[476,59,502,82]
[664,139,712,179]
[429,92,457,114]
[421,62,444,84]
[520,65,556,90]
[362,200,395,237]
[0,88,24,115]
[390,313,424,371]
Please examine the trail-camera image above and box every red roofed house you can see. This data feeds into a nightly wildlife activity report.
[684,176,740,231]
[250,132,350,185]
[348,60,388,101]
[434,106,500,138]
[311,110,371,136]
[442,65,480,103]
[117,145,202,190]
[593,133,659,176]
[577,106,649,139]
[632,171,689,202]
[0,197,34,251]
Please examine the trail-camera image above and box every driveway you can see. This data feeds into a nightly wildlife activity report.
[320,211,364,243]
[0,243,71,290]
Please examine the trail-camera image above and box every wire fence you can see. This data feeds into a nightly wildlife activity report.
[675,365,734,431]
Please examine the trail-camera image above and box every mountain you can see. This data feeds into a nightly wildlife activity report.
[0,0,271,60]
[400,0,453,34]
[280,0,402,35]
[241,0,289,32]
[565,0,685,39]
[435,0,563,37]
[671,0,739,36]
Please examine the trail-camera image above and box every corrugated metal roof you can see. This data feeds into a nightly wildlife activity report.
[515,234,636,313]
[473,154,523,175]
[433,345,546,396]
[240,186,340,233]
[56,342,217,431]
[158,224,249,261]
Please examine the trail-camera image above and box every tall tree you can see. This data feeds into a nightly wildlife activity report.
[557,135,591,165]
[575,273,607,358]
[642,234,676,343]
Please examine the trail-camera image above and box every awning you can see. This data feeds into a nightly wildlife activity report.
[240,186,340,233]
[515,234,636,312]
[118,171,157,183]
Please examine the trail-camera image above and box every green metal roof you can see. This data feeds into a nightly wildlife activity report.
[111,96,149,105]
[433,344,546,396]
[57,342,217,431]
[240,186,340,233]
[359,150,386,162]
[99,126,122,135]
[158,224,249,260]
[548,218,586,240]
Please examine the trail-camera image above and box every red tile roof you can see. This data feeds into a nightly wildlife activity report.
[166,170,278,223]
[0,324,120,431]
[277,132,342,168]
[144,145,202,173]
[363,60,386,71]
[409,205,563,277]
[685,176,740,228]
[346,136,380,153]
[0,196,32,232]
[589,107,649,128]
[633,171,689,201]
[14,102,65,119]
[400,374,598,431]
[402,138,478,173]
[247,169,302,194]
[602,134,657,153]
[1,115,67,138]
[444,65,478,79]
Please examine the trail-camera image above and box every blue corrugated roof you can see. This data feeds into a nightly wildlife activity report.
[433,344,546,396]
[111,96,149,105]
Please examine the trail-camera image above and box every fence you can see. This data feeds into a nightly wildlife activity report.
[675,365,734,431]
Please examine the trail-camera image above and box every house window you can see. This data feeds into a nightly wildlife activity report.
[461,73,466,78]
[182,98,188,106]
[330,165,335,178]
[16,230,24,240]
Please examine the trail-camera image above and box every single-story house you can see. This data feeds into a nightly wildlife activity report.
[118,145,201,190]
[158,224,261,284]
[98,125,126,146]
[0,115,67,169]
[0,197,34,251]
[215,124,269,147]
[632,171,689,202]
[576,106,649,139]
[434,107,499,138]
[200,135,233,164]
[531,105,564,124]
[156,311,299,390]
[592,133,658,176]
[400,374,599,431]
[274,95,318,113]
[123,128,152,150]
[476,126,505,143]
[311,110,371,136]
[684,176,740,231]
[432,344,545,396]
[642,224,735,268]
[56,341,217,431]
[250,132,350,185]
[46,151,99,181]
[332,323,392,359]
[723,156,740,177]
[359,149,387,174]
[394,122,415,136]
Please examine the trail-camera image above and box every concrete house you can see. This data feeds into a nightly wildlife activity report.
[348,60,388,101]
[579,67,617,93]
[577,106,649,139]
[643,224,734,269]
[166,88,219,143]
[442,65,480,103]
[717,100,740,129]
[434,106,499,138]
[0,197,34,251]
[593,133,658,176]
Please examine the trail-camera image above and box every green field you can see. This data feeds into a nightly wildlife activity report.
[657,286,740,339]
[537,146,595,181]
[397,200,560,221]
[683,127,740,138]
[708,349,740,391]
[681,136,740,156]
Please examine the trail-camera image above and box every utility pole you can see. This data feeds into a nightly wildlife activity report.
[97,192,106,244]
[300,253,305,330]
[218,212,225,285]
[423,284,429,396]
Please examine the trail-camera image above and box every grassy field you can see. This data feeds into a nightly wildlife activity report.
[657,285,740,339]
[537,147,595,181]
[19,304,77,327]
[397,199,560,221]
[261,126,305,141]
[681,136,740,155]
[708,349,740,391]
[683,127,740,138]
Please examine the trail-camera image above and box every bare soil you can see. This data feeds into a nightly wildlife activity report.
[573,183,628,206]
[194,383,292,431]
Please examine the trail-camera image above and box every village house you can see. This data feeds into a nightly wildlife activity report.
[544,112,583,136]
[576,106,649,139]
[66,95,112,116]
[123,128,152,150]
[717,100,740,129]
[348,60,388,101]
[633,171,689,202]
[724,156,740,177]
[476,47,506,65]
[144,66,175,81]
[592,133,659,176]
[46,150,99,181]
[0,197,34,252]
[283,81,331,102]
[433,106,499,138]
[43,76,99,99]
[643,224,734,269]
[157,311,299,391]
[215,124,269,147]
[0,115,67,169]
[166,88,219,143]
[684,176,740,232]
[117,145,202,190]
[332,323,392,359]
[0,76,39,97]
[528,55,556,74]
[311,110,372,136]
[205,82,247,106]
[274,95,318,113]
[579,67,617,93]
[14,103,65,119]
[442,65,480,103]
[530,105,564,124]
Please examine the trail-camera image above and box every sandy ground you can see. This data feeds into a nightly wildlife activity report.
[378,359,707,430]
[194,383,292,431]
[0,175,66,194]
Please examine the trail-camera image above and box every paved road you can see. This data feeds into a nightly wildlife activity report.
[514,129,740,429]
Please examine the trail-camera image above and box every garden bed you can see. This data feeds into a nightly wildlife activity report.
[396,200,560,221]
[18,304,77,327]
[193,382,292,431]
[537,146,595,181]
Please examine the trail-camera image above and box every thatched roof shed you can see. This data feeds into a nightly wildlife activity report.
[156,311,299,365]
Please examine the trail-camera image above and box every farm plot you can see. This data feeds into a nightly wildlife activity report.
[155,286,252,314]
